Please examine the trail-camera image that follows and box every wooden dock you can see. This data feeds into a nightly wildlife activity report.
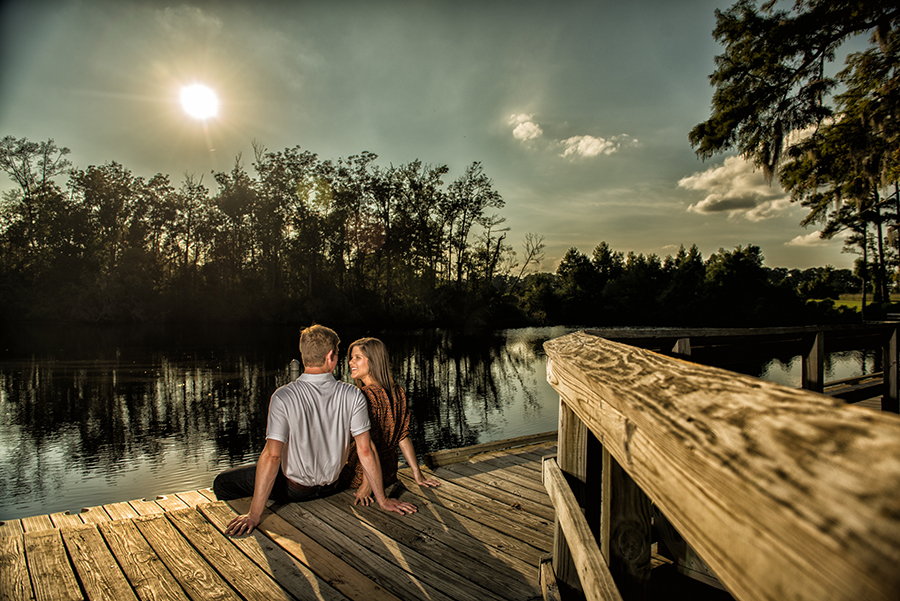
[0,440,559,601]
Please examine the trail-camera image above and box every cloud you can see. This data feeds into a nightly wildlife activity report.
[785,230,846,247]
[509,114,543,141]
[508,115,637,158]
[559,135,615,158]
[679,156,791,221]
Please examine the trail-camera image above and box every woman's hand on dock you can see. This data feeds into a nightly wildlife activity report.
[415,474,440,488]
[225,513,260,536]
[379,498,418,515]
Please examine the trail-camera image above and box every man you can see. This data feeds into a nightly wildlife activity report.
[215,324,417,536]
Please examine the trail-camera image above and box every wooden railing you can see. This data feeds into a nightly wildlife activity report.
[585,324,899,413]
[542,330,900,601]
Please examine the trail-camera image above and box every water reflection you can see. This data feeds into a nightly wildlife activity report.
[0,325,569,520]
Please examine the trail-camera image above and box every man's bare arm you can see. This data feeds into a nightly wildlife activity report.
[225,439,284,535]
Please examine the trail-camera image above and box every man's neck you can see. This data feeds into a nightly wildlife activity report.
[303,366,332,375]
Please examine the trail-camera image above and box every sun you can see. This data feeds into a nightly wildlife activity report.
[180,84,219,120]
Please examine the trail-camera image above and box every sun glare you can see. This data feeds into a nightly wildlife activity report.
[180,84,219,120]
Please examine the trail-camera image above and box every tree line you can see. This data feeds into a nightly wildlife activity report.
[0,133,881,329]
[0,135,548,327]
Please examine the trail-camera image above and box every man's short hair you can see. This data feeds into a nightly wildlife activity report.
[300,325,340,367]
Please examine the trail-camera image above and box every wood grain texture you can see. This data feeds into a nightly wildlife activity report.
[134,514,241,601]
[227,497,399,601]
[321,491,541,601]
[544,330,900,601]
[543,457,623,601]
[98,519,189,601]
[0,534,34,601]
[23,529,83,601]
[61,524,139,601]
[198,501,349,601]
[164,507,293,601]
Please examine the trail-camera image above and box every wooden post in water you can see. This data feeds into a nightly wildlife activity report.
[801,330,824,393]
[884,326,899,413]
[290,359,301,379]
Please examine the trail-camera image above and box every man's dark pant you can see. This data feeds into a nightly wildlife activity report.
[213,464,336,503]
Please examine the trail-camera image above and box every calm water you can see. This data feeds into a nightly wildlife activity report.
[0,324,877,521]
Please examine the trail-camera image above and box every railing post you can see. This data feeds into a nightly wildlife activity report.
[554,397,602,594]
[600,446,652,600]
[883,326,899,413]
[801,331,824,393]
[672,337,691,357]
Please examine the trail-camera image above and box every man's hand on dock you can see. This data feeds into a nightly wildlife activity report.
[225,512,260,536]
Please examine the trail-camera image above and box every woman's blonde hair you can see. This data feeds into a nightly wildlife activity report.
[349,337,396,399]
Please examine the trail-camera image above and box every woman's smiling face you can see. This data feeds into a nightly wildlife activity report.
[348,347,372,384]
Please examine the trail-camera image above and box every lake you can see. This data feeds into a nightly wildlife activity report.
[0,324,877,520]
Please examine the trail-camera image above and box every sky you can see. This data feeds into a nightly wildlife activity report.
[0,0,860,271]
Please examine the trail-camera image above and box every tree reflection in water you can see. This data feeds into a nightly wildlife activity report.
[0,325,569,520]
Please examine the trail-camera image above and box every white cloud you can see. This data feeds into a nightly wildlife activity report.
[786,230,846,247]
[509,114,543,141]
[679,156,791,221]
[508,115,637,158]
[559,135,615,158]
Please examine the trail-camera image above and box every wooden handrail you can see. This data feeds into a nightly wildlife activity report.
[544,330,900,601]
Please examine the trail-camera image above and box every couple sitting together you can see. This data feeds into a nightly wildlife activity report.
[214,324,439,535]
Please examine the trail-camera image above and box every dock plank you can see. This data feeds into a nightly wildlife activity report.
[278,501,458,601]
[50,512,84,529]
[0,534,33,601]
[21,515,54,533]
[435,462,554,519]
[0,518,23,538]
[226,498,401,601]
[321,490,541,600]
[102,502,139,521]
[78,507,111,524]
[198,502,349,601]
[129,499,166,516]
[288,499,507,601]
[24,528,83,601]
[398,472,554,550]
[165,507,295,601]
[98,519,189,601]
[134,514,242,601]
[62,524,139,601]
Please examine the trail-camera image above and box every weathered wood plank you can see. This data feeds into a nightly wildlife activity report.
[20,515,53,533]
[227,497,400,601]
[133,514,242,601]
[300,498,508,601]
[389,479,547,565]
[0,534,33,601]
[434,462,555,520]
[540,553,563,601]
[278,500,458,601]
[98,519,189,601]
[129,498,166,516]
[322,490,541,601]
[425,431,557,467]
[49,511,83,529]
[154,495,189,513]
[545,330,900,601]
[198,501,350,601]
[543,457,623,601]
[102,502,139,521]
[600,449,651,600]
[164,507,294,601]
[78,506,111,524]
[175,490,212,507]
[397,471,554,549]
[454,454,550,495]
[61,524,140,601]
[0,518,24,538]
[23,529,83,601]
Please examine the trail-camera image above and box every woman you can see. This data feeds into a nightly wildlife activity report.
[340,337,440,505]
